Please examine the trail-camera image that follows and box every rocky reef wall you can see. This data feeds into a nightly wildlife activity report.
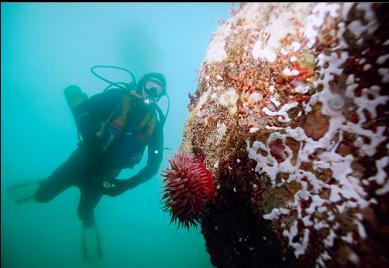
[181,3,389,267]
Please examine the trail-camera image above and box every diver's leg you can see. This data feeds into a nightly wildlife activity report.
[34,148,84,203]
[8,149,84,204]
[78,189,103,261]
[34,174,73,203]
[77,188,102,227]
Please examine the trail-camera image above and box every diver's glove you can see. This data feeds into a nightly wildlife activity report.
[99,178,133,197]
[100,179,121,197]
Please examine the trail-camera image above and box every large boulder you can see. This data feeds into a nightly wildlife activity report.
[181,3,389,268]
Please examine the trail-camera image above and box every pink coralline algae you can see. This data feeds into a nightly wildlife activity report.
[161,152,216,229]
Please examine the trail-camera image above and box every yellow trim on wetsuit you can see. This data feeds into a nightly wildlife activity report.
[111,94,131,128]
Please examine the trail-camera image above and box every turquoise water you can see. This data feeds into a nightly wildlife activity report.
[1,3,231,268]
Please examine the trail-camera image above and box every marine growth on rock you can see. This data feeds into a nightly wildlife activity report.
[181,3,389,267]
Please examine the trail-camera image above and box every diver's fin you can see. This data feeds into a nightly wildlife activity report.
[7,180,40,204]
[81,223,103,262]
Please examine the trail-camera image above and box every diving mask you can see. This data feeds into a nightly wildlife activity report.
[143,78,164,99]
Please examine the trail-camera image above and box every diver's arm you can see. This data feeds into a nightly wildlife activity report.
[104,124,164,197]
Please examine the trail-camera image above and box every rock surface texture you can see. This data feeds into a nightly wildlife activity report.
[181,3,389,268]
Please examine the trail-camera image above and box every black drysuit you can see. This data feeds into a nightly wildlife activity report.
[34,88,164,226]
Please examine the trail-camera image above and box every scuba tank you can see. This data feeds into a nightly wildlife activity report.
[64,85,89,119]
[64,85,93,143]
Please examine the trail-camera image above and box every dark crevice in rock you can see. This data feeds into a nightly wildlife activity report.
[201,187,297,268]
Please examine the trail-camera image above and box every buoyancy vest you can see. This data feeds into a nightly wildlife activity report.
[103,94,158,147]
[100,94,160,169]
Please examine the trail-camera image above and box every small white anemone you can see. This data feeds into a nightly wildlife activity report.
[220,87,239,115]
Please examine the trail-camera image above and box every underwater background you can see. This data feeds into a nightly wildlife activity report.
[1,3,231,268]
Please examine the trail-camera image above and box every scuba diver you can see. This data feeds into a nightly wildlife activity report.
[7,66,169,262]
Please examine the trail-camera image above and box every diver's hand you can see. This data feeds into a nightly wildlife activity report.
[99,178,128,197]
[107,178,125,187]
[99,180,119,197]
